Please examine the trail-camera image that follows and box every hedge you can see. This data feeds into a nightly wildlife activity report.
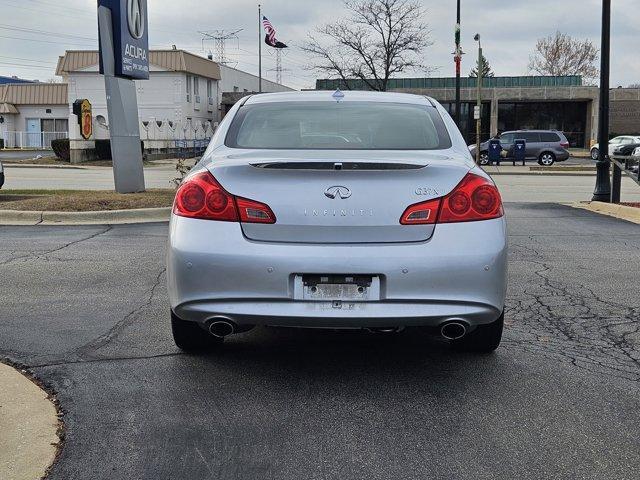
[51,138,70,161]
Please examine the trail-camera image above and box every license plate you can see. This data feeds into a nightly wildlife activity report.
[295,275,380,301]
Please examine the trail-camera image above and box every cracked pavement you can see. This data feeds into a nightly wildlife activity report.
[0,203,639,479]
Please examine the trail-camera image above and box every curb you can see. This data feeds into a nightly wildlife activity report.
[0,362,60,480]
[485,170,595,176]
[570,201,640,224]
[0,207,171,225]
[3,163,86,170]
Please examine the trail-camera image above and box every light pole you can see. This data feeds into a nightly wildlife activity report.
[454,0,461,128]
[474,33,482,165]
[592,0,611,201]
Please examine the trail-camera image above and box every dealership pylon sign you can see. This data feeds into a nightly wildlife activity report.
[97,0,147,193]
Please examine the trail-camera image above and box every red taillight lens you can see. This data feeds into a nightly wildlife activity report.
[400,198,441,225]
[438,173,503,223]
[173,171,275,223]
[399,173,503,225]
[560,141,570,148]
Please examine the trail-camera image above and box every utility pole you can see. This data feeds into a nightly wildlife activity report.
[474,33,482,165]
[258,4,262,93]
[454,0,461,128]
[592,0,611,202]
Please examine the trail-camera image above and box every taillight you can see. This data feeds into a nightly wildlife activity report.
[400,198,441,225]
[438,173,503,223]
[399,173,503,225]
[173,171,276,223]
[560,141,570,148]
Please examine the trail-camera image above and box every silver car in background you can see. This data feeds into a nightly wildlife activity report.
[167,91,507,353]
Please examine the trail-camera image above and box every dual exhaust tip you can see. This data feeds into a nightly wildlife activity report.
[208,318,468,340]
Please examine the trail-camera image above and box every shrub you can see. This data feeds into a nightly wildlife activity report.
[94,139,145,160]
[51,138,70,161]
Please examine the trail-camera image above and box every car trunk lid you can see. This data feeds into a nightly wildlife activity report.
[207,150,470,243]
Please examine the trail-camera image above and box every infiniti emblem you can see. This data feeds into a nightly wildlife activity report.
[127,0,145,39]
[324,186,352,199]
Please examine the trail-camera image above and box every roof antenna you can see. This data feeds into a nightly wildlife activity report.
[332,89,344,103]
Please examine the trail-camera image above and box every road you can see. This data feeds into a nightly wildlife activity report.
[1,203,639,479]
[4,162,640,203]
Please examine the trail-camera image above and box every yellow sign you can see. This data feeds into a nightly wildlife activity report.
[80,99,92,140]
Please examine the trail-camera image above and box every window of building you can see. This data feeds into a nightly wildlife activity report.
[193,76,200,103]
[207,80,213,104]
[497,102,587,148]
[186,75,192,102]
[441,101,491,145]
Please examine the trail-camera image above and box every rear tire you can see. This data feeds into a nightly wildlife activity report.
[539,152,555,166]
[453,312,504,353]
[171,311,223,351]
[479,152,489,165]
[590,148,599,160]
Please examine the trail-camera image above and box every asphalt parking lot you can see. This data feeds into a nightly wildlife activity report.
[1,203,639,480]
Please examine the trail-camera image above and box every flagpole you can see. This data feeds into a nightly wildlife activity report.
[258,4,262,93]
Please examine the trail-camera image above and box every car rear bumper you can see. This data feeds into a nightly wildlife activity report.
[167,216,508,329]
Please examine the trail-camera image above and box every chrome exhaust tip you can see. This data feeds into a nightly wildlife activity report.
[208,318,235,338]
[440,321,467,340]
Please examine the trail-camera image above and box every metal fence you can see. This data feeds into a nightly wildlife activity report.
[1,131,67,149]
[610,154,640,203]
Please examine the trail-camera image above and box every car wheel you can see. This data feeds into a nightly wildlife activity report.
[479,152,489,165]
[539,152,555,166]
[590,148,599,160]
[452,312,504,353]
[171,310,223,351]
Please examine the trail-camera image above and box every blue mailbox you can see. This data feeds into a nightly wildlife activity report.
[488,139,502,165]
[513,139,526,165]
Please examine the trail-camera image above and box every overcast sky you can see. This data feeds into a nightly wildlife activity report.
[1,0,638,90]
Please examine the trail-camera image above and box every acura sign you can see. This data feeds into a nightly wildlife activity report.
[98,0,149,80]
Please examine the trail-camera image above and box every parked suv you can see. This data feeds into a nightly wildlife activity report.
[469,130,571,166]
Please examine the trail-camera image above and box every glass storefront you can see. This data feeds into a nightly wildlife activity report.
[441,101,491,146]
[497,102,588,148]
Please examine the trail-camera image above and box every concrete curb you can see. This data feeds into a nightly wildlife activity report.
[485,170,595,176]
[3,163,86,170]
[0,207,171,225]
[0,362,60,480]
[570,201,640,224]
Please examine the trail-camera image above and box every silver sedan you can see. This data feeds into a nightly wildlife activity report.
[167,91,507,353]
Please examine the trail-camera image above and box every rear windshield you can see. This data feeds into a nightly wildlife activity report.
[225,101,452,150]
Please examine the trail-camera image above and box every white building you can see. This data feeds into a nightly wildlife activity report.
[0,82,69,148]
[0,49,293,160]
[54,49,293,162]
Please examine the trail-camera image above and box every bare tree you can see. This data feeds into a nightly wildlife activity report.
[528,31,599,82]
[301,0,432,91]
[628,83,640,88]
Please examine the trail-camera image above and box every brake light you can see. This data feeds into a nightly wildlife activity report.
[560,141,570,148]
[438,173,503,223]
[173,171,276,223]
[399,173,503,225]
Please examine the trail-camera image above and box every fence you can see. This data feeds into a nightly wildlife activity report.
[610,153,640,203]
[1,131,67,149]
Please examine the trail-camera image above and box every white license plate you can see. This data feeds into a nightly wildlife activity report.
[294,275,381,302]
[305,283,369,300]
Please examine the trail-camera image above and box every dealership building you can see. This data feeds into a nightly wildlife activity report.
[316,76,640,148]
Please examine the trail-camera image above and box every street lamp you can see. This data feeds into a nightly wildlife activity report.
[592,0,611,201]
[474,33,482,165]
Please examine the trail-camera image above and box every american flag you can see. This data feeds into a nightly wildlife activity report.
[262,16,277,46]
